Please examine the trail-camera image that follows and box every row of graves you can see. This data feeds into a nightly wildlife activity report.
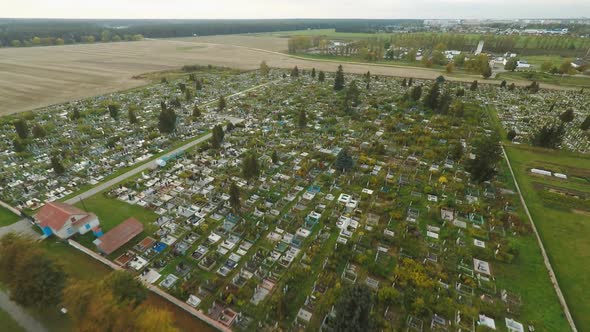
[0,67,281,210]
[87,70,542,331]
[477,83,590,153]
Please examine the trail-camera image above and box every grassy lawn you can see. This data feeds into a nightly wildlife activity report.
[496,71,590,88]
[0,206,20,227]
[504,144,590,331]
[0,308,26,332]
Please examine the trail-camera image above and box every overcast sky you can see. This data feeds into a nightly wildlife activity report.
[3,0,589,20]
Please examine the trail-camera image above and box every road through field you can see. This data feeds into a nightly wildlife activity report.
[0,35,575,116]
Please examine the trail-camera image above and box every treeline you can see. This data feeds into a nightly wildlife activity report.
[0,18,416,47]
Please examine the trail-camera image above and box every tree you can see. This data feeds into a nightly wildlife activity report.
[211,124,224,149]
[332,284,373,332]
[454,53,466,67]
[32,124,47,138]
[134,307,179,332]
[437,91,453,114]
[192,105,201,118]
[507,129,517,141]
[527,81,540,93]
[581,115,590,131]
[450,100,465,117]
[71,108,81,120]
[291,66,299,77]
[260,60,270,76]
[408,78,414,86]
[13,119,29,139]
[532,123,565,149]
[401,78,407,87]
[559,61,574,74]
[311,68,316,78]
[217,95,226,111]
[559,109,575,123]
[242,152,260,181]
[298,110,307,129]
[158,104,177,134]
[108,104,119,120]
[500,80,507,88]
[423,82,440,109]
[504,58,518,71]
[51,155,65,175]
[226,122,235,132]
[450,143,463,161]
[13,139,26,152]
[0,234,66,309]
[102,271,147,306]
[482,64,492,79]
[410,85,422,101]
[456,88,465,97]
[470,80,478,91]
[345,80,361,107]
[445,62,455,73]
[229,182,241,212]
[128,108,138,124]
[465,134,502,183]
[195,79,203,91]
[318,71,325,82]
[271,150,279,164]
[335,148,353,172]
[334,65,345,91]
[185,89,193,102]
[541,61,553,72]
[508,83,516,91]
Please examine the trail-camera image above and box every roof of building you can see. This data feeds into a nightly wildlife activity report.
[95,218,144,255]
[35,202,93,230]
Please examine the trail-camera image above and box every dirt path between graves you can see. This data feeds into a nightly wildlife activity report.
[0,290,48,332]
[501,145,578,332]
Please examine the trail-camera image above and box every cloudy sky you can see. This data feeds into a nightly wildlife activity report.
[3,0,589,19]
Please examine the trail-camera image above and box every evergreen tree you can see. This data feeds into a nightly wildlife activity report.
[108,104,119,120]
[527,81,540,93]
[291,66,299,77]
[332,285,373,332]
[435,75,445,84]
[507,129,517,141]
[158,107,176,134]
[335,148,353,172]
[242,152,260,181]
[71,108,81,120]
[482,64,492,79]
[192,105,201,118]
[128,109,138,124]
[346,80,361,107]
[465,134,502,183]
[456,88,465,97]
[470,80,478,91]
[217,95,226,111]
[559,109,575,123]
[195,79,203,91]
[298,110,307,129]
[226,122,235,132]
[410,85,422,101]
[13,138,26,152]
[32,124,47,138]
[581,115,590,131]
[334,65,345,91]
[13,119,29,139]
[401,78,407,87]
[424,82,441,109]
[504,58,518,71]
[260,61,270,76]
[318,71,326,82]
[500,80,507,88]
[178,82,186,93]
[271,150,279,164]
[211,124,224,149]
[311,68,316,78]
[532,123,565,148]
[229,182,241,212]
[437,91,453,114]
[408,78,414,86]
[185,89,192,102]
[51,155,66,175]
[508,83,516,91]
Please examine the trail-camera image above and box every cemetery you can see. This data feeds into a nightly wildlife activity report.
[21,67,575,331]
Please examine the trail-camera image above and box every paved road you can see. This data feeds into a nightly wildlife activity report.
[0,290,48,332]
[0,219,38,238]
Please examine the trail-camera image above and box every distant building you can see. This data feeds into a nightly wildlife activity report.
[94,218,143,255]
[34,202,100,239]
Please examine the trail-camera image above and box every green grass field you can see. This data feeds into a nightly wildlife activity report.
[0,308,26,332]
[504,144,590,331]
[496,71,590,88]
[0,206,20,226]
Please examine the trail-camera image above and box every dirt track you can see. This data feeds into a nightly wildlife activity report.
[0,35,571,115]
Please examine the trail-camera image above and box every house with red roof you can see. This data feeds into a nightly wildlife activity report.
[34,202,100,239]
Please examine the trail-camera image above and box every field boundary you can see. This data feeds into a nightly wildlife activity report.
[501,145,577,332]
[67,239,231,332]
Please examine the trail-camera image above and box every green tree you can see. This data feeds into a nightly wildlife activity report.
[291,66,299,77]
[298,110,307,129]
[102,270,147,306]
[335,148,353,172]
[507,129,517,141]
[217,95,226,111]
[271,150,279,164]
[211,124,225,149]
[158,103,176,134]
[423,82,441,109]
[581,115,590,130]
[318,71,326,82]
[260,60,270,76]
[345,80,361,107]
[454,53,466,67]
[51,155,66,175]
[559,109,574,123]
[311,68,316,78]
[242,152,260,181]
[465,134,502,183]
[13,119,29,139]
[192,105,201,119]
[108,104,119,120]
[470,80,478,91]
[445,62,455,73]
[334,65,345,91]
[332,284,374,332]
[450,142,463,160]
[128,108,138,124]
[13,139,26,152]
[32,124,47,138]
[482,64,492,79]
[504,58,518,71]
[532,123,565,149]
[410,85,422,101]
[229,182,241,212]
[195,79,203,90]
[500,80,507,88]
